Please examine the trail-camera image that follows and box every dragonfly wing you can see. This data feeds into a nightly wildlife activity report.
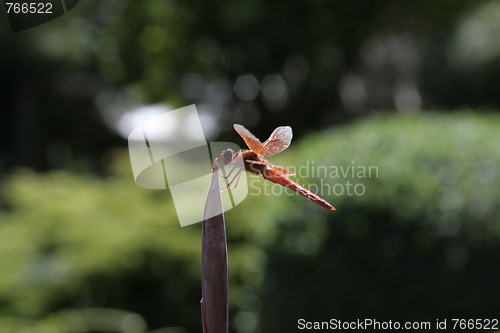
[234,124,265,155]
[263,126,293,157]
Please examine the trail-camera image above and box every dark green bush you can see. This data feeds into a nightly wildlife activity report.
[0,112,499,332]
[252,112,500,332]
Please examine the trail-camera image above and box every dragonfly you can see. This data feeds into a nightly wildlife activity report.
[219,124,336,211]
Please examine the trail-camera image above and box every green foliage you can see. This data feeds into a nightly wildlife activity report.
[254,112,500,332]
[0,160,206,331]
[1,112,500,332]
[0,151,266,332]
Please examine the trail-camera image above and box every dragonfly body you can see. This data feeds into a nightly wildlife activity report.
[240,150,263,175]
[222,124,336,211]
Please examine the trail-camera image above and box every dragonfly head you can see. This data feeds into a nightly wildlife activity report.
[219,148,236,165]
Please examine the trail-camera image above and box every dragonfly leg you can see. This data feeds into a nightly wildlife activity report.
[218,161,239,180]
[220,169,242,192]
[219,166,238,179]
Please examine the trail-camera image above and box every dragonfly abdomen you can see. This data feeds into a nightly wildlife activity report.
[261,168,336,211]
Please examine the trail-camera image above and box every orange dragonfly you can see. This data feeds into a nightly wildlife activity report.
[219,124,336,211]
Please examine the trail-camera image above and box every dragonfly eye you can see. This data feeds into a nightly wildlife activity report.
[219,149,235,165]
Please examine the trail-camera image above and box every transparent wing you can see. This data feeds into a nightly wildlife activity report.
[233,124,265,155]
[262,126,293,157]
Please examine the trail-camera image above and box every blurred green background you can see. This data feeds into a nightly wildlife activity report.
[1,1,500,332]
